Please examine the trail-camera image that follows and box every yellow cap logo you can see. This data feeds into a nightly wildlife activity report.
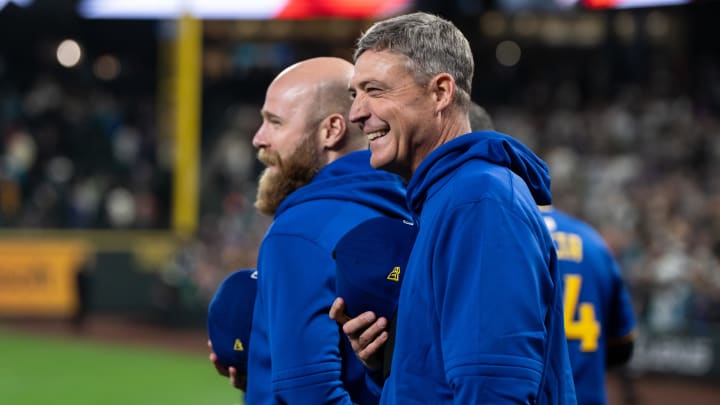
[234,339,245,351]
[386,266,400,282]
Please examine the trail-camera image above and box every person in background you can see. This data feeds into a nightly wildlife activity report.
[332,12,576,404]
[471,102,637,404]
[540,206,637,405]
[468,101,494,133]
[211,56,410,404]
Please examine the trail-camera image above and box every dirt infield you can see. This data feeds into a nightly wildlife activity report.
[4,315,719,404]
[1,315,210,355]
[606,372,720,405]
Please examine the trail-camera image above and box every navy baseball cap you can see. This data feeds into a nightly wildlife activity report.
[207,268,257,371]
[333,217,418,320]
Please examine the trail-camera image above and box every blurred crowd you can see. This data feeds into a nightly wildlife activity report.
[0,66,171,229]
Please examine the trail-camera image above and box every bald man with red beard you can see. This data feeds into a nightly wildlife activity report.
[210,57,411,404]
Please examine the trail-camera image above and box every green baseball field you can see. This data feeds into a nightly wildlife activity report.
[0,328,243,405]
[4,324,719,405]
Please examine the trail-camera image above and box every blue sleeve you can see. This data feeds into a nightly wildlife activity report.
[261,233,368,404]
[434,200,552,403]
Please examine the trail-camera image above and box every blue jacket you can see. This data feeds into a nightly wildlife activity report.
[381,132,577,404]
[541,207,636,405]
[246,150,410,404]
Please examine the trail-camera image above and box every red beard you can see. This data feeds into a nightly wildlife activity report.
[254,136,325,216]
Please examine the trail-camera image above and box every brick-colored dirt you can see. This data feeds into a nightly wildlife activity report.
[1,315,210,355]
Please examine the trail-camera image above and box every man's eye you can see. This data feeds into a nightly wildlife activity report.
[349,91,356,100]
[367,87,381,94]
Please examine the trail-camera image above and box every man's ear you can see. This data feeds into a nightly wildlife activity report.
[430,73,455,112]
[319,113,347,149]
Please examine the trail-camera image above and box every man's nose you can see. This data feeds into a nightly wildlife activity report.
[349,94,368,128]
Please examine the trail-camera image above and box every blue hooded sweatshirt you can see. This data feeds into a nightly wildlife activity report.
[246,150,410,405]
[380,132,577,404]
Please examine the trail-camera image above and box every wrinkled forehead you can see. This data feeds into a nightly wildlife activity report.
[350,50,415,87]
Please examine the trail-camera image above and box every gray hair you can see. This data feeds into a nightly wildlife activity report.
[354,12,474,109]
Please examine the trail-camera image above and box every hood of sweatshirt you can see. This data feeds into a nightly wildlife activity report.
[406,131,552,216]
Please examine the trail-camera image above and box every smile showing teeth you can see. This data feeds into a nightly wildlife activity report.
[367,130,387,141]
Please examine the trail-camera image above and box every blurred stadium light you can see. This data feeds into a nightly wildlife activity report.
[78,0,412,19]
[582,0,690,9]
[56,39,83,68]
[0,0,32,10]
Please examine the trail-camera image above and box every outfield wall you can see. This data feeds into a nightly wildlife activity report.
[0,230,205,325]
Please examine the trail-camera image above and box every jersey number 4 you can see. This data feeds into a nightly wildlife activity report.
[563,274,600,352]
